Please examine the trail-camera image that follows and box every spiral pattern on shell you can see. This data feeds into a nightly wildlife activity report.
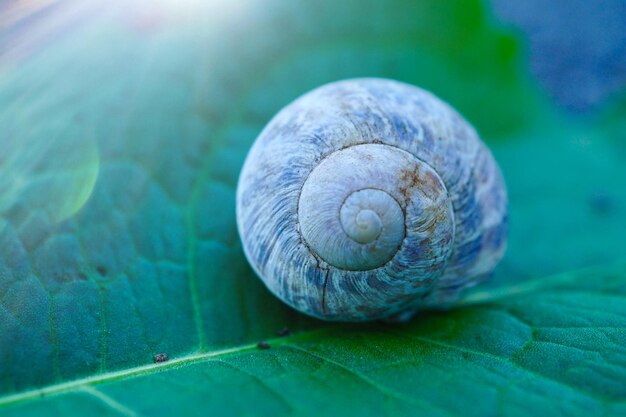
[237,78,507,322]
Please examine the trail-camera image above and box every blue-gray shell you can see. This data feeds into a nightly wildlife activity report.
[236,78,507,322]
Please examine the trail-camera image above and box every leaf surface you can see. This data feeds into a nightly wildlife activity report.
[1,264,625,416]
[0,0,625,414]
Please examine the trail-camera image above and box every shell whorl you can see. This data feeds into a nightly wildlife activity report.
[236,78,507,322]
[298,143,453,274]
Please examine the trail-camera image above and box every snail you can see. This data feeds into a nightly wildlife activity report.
[236,78,507,322]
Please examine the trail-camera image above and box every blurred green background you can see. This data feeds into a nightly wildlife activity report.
[0,0,625,413]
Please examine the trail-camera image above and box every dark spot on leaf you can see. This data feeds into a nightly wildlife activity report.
[96,266,108,276]
[153,353,169,363]
[257,341,270,350]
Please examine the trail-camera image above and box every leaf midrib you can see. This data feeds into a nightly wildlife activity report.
[0,343,258,407]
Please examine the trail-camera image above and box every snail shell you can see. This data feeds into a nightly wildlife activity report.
[236,78,507,322]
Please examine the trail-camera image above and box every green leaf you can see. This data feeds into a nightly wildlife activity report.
[492,120,626,285]
[1,0,625,414]
[1,264,625,416]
